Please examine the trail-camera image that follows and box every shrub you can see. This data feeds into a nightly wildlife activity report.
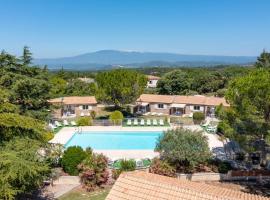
[193,112,205,124]
[90,110,96,119]
[119,159,136,171]
[218,161,232,173]
[77,116,92,126]
[112,169,122,180]
[109,110,124,125]
[149,158,176,177]
[112,159,136,180]
[61,146,87,175]
[156,128,211,171]
[78,151,109,191]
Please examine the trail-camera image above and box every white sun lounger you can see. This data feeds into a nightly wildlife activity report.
[153,119,158,126]
[147,119,151,126]
[159,119,164,126]
[55,121,62,127]
[201,120,210,127]
[140,119,145,126]
[71,121,77,126]
[63,120,69,126]
[133,119,138,126]
[49,123,56,130]
[143,112,150,116]
[127,119,132,126]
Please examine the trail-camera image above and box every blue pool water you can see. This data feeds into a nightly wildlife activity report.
[65,131,163,150]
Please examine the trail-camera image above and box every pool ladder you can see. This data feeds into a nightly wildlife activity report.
[75,126,83,134]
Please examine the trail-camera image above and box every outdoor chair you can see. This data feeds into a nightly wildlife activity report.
[159,119,164,126]
[63,120,69,126]
[140,119,145,126]
[147,119,151,126]
[127,119,132,126]
[153,119,158,126]
[71,121,77,126]
[55,121,62,127]
[133,119,139,126]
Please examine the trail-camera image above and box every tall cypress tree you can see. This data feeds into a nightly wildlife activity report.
[21,46,33,65]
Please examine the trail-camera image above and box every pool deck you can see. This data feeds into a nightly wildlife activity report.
[49,125,223,159]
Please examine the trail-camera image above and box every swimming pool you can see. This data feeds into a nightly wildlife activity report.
[64,131,163,150]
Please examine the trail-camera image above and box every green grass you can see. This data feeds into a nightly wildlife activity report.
[58,188,110,200]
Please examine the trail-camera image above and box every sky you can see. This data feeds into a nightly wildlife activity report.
[0,0,270,58]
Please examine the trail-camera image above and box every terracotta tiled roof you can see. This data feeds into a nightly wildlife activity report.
[106,171,269,200]
[147,75,161,80]
[174,95,230,107]
[137,94,229,107]
[48,96,97,105]
[137,94,174,104]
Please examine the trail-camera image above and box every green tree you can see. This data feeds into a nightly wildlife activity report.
[96,69,147,106]
[221,69,270,148]
[255,50,270,68]
[0,113,50,143]
[21,46,32,65]
[156,128,210,171]
[109,110,124,125]
[49,77,67,97]
[157,70,191,95]
[191,72,225,94]
[0,138,49,200]
[12,78,50,114]
[61,146,87,175]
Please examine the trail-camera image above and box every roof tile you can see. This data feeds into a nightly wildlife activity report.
[106,171,269,200]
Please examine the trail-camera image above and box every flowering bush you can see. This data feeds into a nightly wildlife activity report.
[78,151,109,191]
[149,158,176,177]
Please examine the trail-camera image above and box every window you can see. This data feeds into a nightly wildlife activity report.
[149,80,152,84]
[194,105,200,111]
[158,104,164,109]
[82,105,89,110]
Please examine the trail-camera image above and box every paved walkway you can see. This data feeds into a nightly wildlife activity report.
[184,125,224,150]
[45,176,80,198]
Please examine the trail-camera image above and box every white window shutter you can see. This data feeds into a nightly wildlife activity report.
[88,106,92,110]
[79,105,83,110]
[164,104,167,109]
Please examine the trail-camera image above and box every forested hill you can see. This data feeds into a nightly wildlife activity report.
[34,50,256,70]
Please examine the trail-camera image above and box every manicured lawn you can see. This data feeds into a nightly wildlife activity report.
[58,187,110,200]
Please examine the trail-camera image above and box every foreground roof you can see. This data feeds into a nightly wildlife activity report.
[137,94,229,106]
[106,171,269,200]
[48,96,97,105]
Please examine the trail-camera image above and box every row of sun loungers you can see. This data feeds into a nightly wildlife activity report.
[127,119,165,126]
[49,120,77,130]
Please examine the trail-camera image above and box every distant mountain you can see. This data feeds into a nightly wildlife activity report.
[34,50,256,70]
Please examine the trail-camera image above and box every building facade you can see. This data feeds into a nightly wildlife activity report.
[135,94,229,116]
[48,96,98,119]
[146,75,160,88]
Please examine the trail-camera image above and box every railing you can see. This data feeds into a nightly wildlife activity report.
[92,119,122,126]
